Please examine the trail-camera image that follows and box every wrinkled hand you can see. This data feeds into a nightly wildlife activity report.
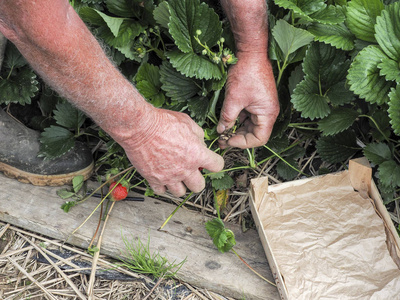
[119,108,224,197]
[217,52,279,149]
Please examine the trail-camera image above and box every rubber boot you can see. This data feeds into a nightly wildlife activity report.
[0,109,94,186]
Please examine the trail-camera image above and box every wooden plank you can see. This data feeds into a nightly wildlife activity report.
[0,174,279,299]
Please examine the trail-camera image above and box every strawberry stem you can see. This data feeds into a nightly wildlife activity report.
[231,248,276,287]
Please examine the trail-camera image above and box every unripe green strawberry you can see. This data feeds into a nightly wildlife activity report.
[109,182,128,201]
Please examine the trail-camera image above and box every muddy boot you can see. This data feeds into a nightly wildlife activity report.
[0,109,94,186]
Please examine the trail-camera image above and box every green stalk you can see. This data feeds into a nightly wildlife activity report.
[264,145,309,177]
[159,192,194,230]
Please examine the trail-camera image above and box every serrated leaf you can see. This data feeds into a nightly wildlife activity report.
[309,5,345,24]
[292,43,353,119]
[4,43,27,69]
[211,173,234,190]
[347,45,393,105]
[72,175,85,193]
[274,0,344,24]
[106,0,136,18]
[60,201,77,213]
[39,126,75,159]
[159,61,201,101]
[168,0,222,53]
[291,79,331,119]
[363,143,392,165]
[274,0,324,21]
[345,0,384,42]
[308,22,355,50]
[205,218,236,253]
[153,1,170,29]
[187,96,209,124]
[80,7,125,36]
[316,130,360,163]
[378,57,400,83]
[318,107,359,135]
[0,67,39,105]
[375,2,400,61]
[388,85,400,135]
[378,160,400,188]
[215,189,229,211]
[272,20,314,61]
[276,158,299,181]
[54,102,86,129]
[136,63,165,107]
[167,51,222,80]
[57,189,76,199]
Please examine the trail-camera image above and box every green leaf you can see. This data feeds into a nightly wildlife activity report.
[39,126,75,159]
[72,175,85,193]
[187,96,209,124]
[347,45,393,105]
[378,56,400,83]
[80,7,125,37]
[274,0,325,21]
[3,43,27,69]
[375,2,400,61]
[272,20,314,61]
[363,143,392,165]
[205,218,236,253]
[388,85,400,135]
[318,107,359,135]
[153,1,170,29]
[211,173,234,190]
[291,79,331,119]
[54,102,86,130]
[0,67,39,106]
[136,63,165,107]
[159,61,201,102]
[369,109,392,140]
[168,0,222,53]
[345,0,383,42]
[316,130,360,164]
[291,42,353,119]
[167,51,222,80]
[61,201,77,213]
[57,189,76,199]
[274,0,344,24]
[379,160,400,188]
[106,0,136,18]
[309,5,345,24]
[307,22,355,50]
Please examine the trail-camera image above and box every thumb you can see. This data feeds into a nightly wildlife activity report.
[217,100,242,134]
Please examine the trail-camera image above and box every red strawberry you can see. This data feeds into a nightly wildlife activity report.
[109,182,128,201]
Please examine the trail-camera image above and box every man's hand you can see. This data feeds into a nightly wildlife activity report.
[217,52,279,149]
[119,108,224,197]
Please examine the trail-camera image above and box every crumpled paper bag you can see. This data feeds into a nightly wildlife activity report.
[258,171,400,299]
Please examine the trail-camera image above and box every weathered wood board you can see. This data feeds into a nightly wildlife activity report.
[0,174,279,299]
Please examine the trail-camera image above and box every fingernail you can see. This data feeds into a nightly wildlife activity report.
[217,123,225,133]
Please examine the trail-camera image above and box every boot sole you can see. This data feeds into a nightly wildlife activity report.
[0,161,94,186]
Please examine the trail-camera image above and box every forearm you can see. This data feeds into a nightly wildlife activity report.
[0,0,154,143]
[220,0,269,53]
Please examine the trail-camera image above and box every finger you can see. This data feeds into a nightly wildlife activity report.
[166,182,187,198]
[218,138,229,149]
[217,101,243,134]
[150,184,167,195]
[200,149,224,173]
[183,170,206,193]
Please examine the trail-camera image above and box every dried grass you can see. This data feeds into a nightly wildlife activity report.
[0,222,231,300]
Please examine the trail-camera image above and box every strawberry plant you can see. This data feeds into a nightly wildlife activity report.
[1,0,400,245]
